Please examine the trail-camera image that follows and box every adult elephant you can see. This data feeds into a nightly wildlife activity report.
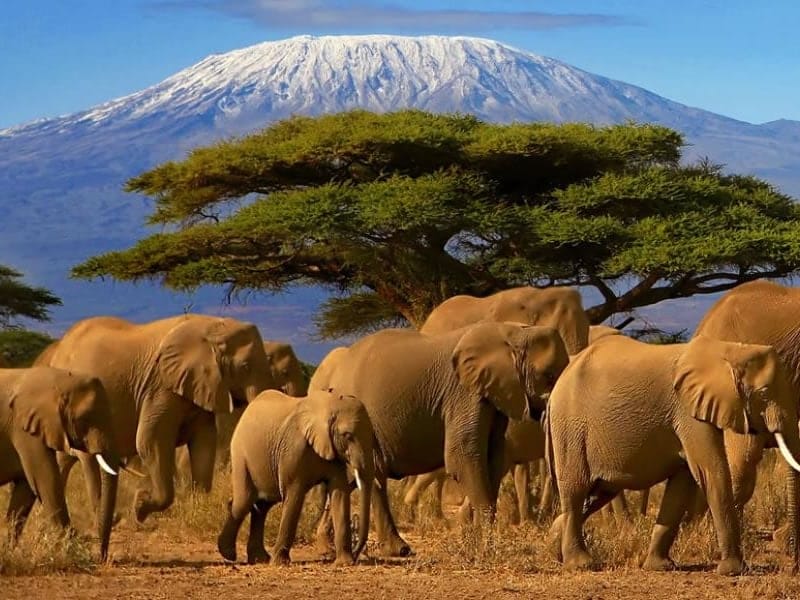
[693,280,800,547]
[404,323,622,521]
[312,322,569,556]
[36,314,271,522]
[420,286,589,354]
[0,367,120,560]
[546,333,800,574]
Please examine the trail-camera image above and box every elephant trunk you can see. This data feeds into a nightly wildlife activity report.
[97,451,119,562]
[351,445,374,561]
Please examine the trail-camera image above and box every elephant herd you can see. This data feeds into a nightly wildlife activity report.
[3,280,800,577]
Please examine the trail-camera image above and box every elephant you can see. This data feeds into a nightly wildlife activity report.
[36,314,272,522]
[692,281,800,540]
[404,324,623,522]
[311,322,569,556]
[403,417,545,523]
[420,286,589,355]
[545,333,800,575]
[182,339,309,470]
[0,366,120,560]
[217,389,374,566]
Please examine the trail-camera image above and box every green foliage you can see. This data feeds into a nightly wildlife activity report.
[0,329,56,367]
[0,265,62,327]
[74,110,800,336]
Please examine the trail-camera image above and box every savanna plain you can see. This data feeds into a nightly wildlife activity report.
[3,452,800,600]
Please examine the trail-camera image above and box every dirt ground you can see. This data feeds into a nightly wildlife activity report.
[6,525,800,600]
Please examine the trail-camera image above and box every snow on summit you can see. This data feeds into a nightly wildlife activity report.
[0,34,739,141]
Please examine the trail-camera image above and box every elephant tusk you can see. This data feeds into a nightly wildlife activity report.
[228,393,234,413]
[354,469,363,491]
[776,433,800,473]
[121,464,146,478]
[95,454,118,476]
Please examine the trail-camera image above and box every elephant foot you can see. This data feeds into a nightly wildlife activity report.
[716,557,745,576]
[333,553,356,567]
[563,549,595,571]
[271,549,291,566]
[546,515,565,562]
[218,537,237,562]
[133,492,152,524]
[313,531,336,559]
[246,546,270,565]
[377,537,412,557]
[457,504,473,526]
[642,555,676,572]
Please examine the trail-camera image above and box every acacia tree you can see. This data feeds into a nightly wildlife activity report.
[74,110,800,337]
[0,265,61,328]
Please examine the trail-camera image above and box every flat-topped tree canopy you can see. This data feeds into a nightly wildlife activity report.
[74,110,800,337]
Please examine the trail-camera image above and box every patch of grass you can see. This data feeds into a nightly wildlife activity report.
[0,517,94,576]
[1,448,797,576]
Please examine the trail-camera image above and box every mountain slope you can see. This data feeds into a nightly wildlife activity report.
[1,35,798,359]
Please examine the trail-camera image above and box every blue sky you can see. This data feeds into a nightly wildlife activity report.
[1,1,798,129]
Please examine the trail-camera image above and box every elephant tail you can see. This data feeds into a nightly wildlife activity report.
[542,407,558,506]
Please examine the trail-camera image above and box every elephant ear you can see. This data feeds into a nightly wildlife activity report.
[10,377,70,451]
[673,336,749,434]
[451,323,527,420]
[298,390,336,461]
[157,320,230,413]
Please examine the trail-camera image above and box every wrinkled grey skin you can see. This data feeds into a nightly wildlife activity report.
[546,334,800,575]
[36,314,272,523]
[310,322,569,557]
[693,280,800,564]
[217,389,374,566]
[0,367,120,561]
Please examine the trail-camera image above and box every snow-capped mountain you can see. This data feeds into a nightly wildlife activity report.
[2,35,799,359]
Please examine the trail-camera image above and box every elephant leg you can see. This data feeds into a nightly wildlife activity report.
[187,411,217,492]
[639,488,650,516]
[16,438,70,530]
[247,499,274,564]
[312,483,335,557]
[134,403,181,522]
[559,485,594,570]
[403,470,445,520]
[6,480,36,542]
[329,472,355,566]
[642,468,695,571]
[607,492,629,525]
[448,405,504,521]
[271,484,307,566]
[430,472,446,519]
[537,462,557,520]
[682,427,744,576]
[372,474,412,557]
[513,463,531,523]
[217,457,255,562]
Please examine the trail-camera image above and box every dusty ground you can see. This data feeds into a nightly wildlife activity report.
[5,519,800,599]
[4,456,800,599]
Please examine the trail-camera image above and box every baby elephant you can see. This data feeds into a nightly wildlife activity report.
[218,389,374,566]
[546,334,800,575]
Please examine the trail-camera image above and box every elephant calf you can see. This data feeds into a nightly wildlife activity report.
[217,389,374,566]
[546,334,800,575]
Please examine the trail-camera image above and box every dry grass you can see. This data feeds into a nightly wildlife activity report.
[0,449,796,581]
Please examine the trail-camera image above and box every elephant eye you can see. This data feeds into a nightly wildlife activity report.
[343,431,354,442]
